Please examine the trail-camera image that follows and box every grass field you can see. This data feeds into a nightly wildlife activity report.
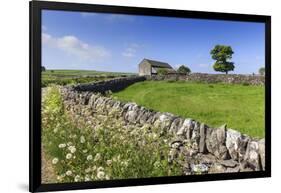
[113,81,265,137]
[42,70,135,87]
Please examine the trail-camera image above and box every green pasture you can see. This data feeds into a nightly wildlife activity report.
[113,81,265,137]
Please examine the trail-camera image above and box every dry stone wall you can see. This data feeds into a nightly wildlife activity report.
[147,73,265,85]
[74,76,146,93]
[61,77,265,174]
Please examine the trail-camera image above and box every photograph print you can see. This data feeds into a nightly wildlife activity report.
[41,9,266,184]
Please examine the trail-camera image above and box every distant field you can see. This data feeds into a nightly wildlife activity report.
[113,81,265,137]
[42,69,135,87]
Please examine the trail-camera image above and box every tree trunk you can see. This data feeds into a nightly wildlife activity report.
[226,71,228,74]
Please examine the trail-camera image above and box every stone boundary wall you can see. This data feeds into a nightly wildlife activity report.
[146,73,265,85]
[61,84,265,173]
[73,76,146,93]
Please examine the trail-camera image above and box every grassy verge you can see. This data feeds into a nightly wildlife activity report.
[113,81,265,138]
[42,86,182,183]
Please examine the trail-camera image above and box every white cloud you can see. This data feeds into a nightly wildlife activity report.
[42,33,53,44]
[42,33,110,61]
[122,44,140,58]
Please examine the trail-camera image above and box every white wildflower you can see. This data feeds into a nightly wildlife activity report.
[67,142,73,146]
[68,146,76,153]
[52,157,59,165]
[97,171,105,180]
[106,160,112,166]
[80,136,86,143]
[58,143,66,148]
[82,149,88,153]
[66,170,72,176]
[87,155,93,161]
[94,153,101,161]
[66,153,72,159]
[84,174,91,181]
[97,166,104,172]
[57,175,63,181]
[105,175,110,180]
[74,175,81,182]
[85,167,91,173]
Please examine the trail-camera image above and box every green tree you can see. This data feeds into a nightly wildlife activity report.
[259,67,265,75]
[41,66,46,71]
[210,45,235,74]
[177,65,191,74]
[157,68,168,75]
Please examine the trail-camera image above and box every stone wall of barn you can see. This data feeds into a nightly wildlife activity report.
[139,60,152,76]
[146,73,265,85]
[61,78,265,174]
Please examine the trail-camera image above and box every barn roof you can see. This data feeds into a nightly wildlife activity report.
[143,58,173,69]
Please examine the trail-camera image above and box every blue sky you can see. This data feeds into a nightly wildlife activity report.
[42,10,265,74]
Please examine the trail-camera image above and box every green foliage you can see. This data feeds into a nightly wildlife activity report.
[157,68,168,75]
[114,81,265,138]
[210,45,235,74]
[42,86,182,183]
[177,65,191,74]
[259,67,265,75]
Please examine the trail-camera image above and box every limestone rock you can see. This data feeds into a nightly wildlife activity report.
[209,163,227,173]
[206,125,229,159]
[225,166,240,173]
[191,121,200,144]
[169,118,184,134]
[218,159,239,168]
[170,140,183,149]
[244,140,261,171]
[258,139,265,170]
[191,164,209,174]
[199,123,207,153]
[199,154,217,164]
[226,129,249,161]
[176,119,193,139]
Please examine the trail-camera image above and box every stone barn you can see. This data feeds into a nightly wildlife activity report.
[138,58,174,76]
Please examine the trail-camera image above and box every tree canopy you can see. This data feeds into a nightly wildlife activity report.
[157,68,168,75]
[177,65,191,74]
[210,45,235,74]
[259,67,265,75]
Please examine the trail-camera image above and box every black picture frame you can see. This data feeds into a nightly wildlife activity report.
[29,1,271,192]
